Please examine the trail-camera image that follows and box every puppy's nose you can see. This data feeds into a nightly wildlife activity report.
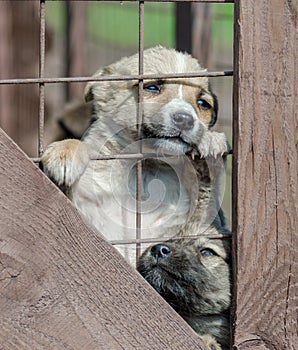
[172,112,194,130]
[150,244,171,259]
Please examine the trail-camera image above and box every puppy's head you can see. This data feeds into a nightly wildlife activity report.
[85,46,218,153]
[137,233,231,316]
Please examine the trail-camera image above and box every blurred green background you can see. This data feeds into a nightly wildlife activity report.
[46,2,233,51]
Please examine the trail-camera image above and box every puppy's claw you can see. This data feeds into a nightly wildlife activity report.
[190,149,196,160]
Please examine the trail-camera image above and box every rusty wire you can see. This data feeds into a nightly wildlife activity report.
[0,71,233,86]
[31,149,233,164]
[98,1,233,3]
[135,1,145,261]
[38,0,46,157]
[15,0,233,255]
[110,232,232,246]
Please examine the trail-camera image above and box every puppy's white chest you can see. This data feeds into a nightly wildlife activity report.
[70,159,192,258]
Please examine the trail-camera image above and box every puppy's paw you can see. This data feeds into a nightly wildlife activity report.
[198,131,228,158]
[200,334,222,350]
[41,139,91,187]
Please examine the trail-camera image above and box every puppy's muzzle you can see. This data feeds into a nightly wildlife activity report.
[172,112,194,131]
[150,243,172,260]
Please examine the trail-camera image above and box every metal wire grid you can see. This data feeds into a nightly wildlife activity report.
[0,0,233,252]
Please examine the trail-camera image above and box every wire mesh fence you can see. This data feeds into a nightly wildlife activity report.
[0,0,234,261]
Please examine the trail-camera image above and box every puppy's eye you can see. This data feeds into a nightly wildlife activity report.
[199,248,216,257]
[197,98,211,110]
[144,83,162,93]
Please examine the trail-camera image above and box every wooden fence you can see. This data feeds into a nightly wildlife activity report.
[232,1,297,348]
[0,1,297,349]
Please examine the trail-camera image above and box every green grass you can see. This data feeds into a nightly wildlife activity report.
[212,4,234,47]
[46,1,66,32]
[87,2,175,48]
[46,2,233,50]
[46,2,175,49]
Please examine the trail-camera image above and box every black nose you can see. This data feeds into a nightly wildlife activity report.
[150,244,171,259]
[172,112,194,130]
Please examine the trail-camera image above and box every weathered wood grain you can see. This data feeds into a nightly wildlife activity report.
[233,1,297,349]
[0,128,208,349]
[0,1,51,157]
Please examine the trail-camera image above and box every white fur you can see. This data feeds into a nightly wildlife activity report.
[178,85,183,99]
[176,51,186,73]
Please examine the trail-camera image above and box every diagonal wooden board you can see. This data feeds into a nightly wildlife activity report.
[0,128,207,349]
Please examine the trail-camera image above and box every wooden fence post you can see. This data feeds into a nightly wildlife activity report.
[0,1,42,157]
[175,2,192,54]
[232,1,297,349]
[192,3,212,68]
[0,129,209,349]
[65,1,87,101]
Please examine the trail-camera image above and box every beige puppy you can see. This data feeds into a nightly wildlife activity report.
[42,46,228,265]
[137,230,231,350]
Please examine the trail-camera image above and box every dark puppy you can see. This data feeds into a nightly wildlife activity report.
[137,232,231,350]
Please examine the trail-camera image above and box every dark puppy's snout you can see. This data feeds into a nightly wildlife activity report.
[150,244,171,259]
[172,112,194,130]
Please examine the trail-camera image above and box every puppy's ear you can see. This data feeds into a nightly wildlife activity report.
[209,90,218,128]
[84,67,113,102]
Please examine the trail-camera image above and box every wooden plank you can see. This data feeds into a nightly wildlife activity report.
[192,3,212,67]
[65,1,87,101]
[232,1,297,349]
[0,1,41,157]
[0,127,208,349]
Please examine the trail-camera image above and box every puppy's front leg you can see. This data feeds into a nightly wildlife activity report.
[198,130,229,158]
[41,139,91,187]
